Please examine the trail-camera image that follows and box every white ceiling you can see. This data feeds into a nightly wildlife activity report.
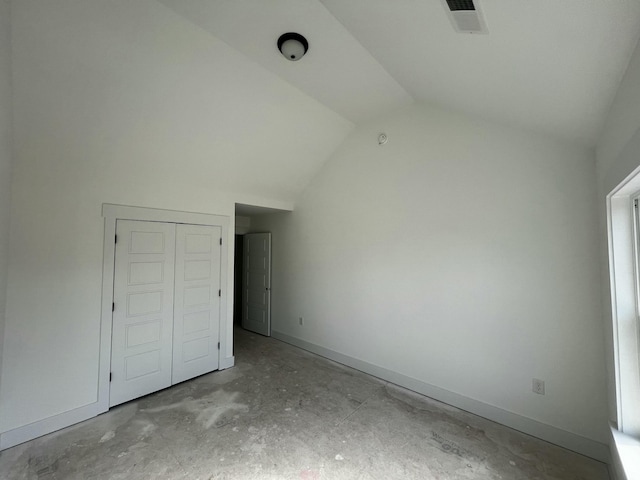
[158,0,640,147]
[156,0,413,124]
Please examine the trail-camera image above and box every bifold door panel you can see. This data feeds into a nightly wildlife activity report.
[110,220,222,407]
[110,221,176,407]
[173,224,221,384]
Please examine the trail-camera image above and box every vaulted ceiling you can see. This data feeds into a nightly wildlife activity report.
[158,0,640,147]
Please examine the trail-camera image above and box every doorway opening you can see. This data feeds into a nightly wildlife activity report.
[233,203,290,347]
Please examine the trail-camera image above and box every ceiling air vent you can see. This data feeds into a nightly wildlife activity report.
[442,0,488,34]
[446,0,475,11]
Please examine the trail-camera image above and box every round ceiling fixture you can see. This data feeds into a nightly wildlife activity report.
[277,32,309,61]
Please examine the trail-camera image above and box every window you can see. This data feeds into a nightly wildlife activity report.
[607,178,640,437]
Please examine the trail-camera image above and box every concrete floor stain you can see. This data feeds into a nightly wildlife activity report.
[0,327,610,480]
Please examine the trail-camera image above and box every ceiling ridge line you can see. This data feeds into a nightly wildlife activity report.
[315,0,416,109]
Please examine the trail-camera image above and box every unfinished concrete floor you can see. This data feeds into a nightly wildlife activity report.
[1,327,610,479]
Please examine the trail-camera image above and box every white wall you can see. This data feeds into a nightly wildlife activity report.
[0,0,13,398]
[0,0,352,434]
[597,32,640,419]
[597,31,640,186]
[235,216,251,235]
[595,35,640,480]
[254,104,609,445]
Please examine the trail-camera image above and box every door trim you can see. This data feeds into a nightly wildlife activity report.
[99,204,230,414]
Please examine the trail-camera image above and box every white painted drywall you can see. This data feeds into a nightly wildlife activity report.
[597,33,640,185]
[253,104,609,443]
[595,36,640,480]
[235,216,252,235]
[0,0,351,433]
[0,0,13,397]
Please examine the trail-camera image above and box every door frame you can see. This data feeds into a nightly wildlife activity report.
[99,204,230,414]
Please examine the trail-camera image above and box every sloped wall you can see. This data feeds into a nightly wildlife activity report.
[0,0,351,433]
[255,104,608,448]
[597,32,640,188]
[595,34,640,480]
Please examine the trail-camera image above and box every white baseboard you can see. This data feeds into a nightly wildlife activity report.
[0,359,236,451]
[220,355,235,370]
[271,330,611,464]
[0,402,102,450]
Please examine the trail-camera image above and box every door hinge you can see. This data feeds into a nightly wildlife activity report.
[635,199,638,209]
[115,234,118,244]
[109,372,112,382]
[218,289,221,297]
[217,342,220,350]
[112,302,115,312]
[219,238,222,245]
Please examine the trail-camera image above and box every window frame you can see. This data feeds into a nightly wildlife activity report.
[607,182,640,437]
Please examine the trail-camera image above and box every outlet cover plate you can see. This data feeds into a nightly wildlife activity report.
[532,378,545,395]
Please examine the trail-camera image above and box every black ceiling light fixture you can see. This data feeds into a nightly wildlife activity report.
[277,32,309,61]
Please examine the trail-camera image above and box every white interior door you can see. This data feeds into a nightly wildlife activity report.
[110,220,176,407]
[172,224,222,384]
[242,233,271,336]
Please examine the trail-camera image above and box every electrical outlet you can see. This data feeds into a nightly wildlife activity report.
[299,317,304,326]
[532,378,545,395]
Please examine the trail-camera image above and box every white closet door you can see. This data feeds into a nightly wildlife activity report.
[110,220,176,407]
[172,224,221,384]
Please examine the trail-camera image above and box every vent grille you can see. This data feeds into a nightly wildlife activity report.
[442,0,487,34]
[446,0,476,11]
